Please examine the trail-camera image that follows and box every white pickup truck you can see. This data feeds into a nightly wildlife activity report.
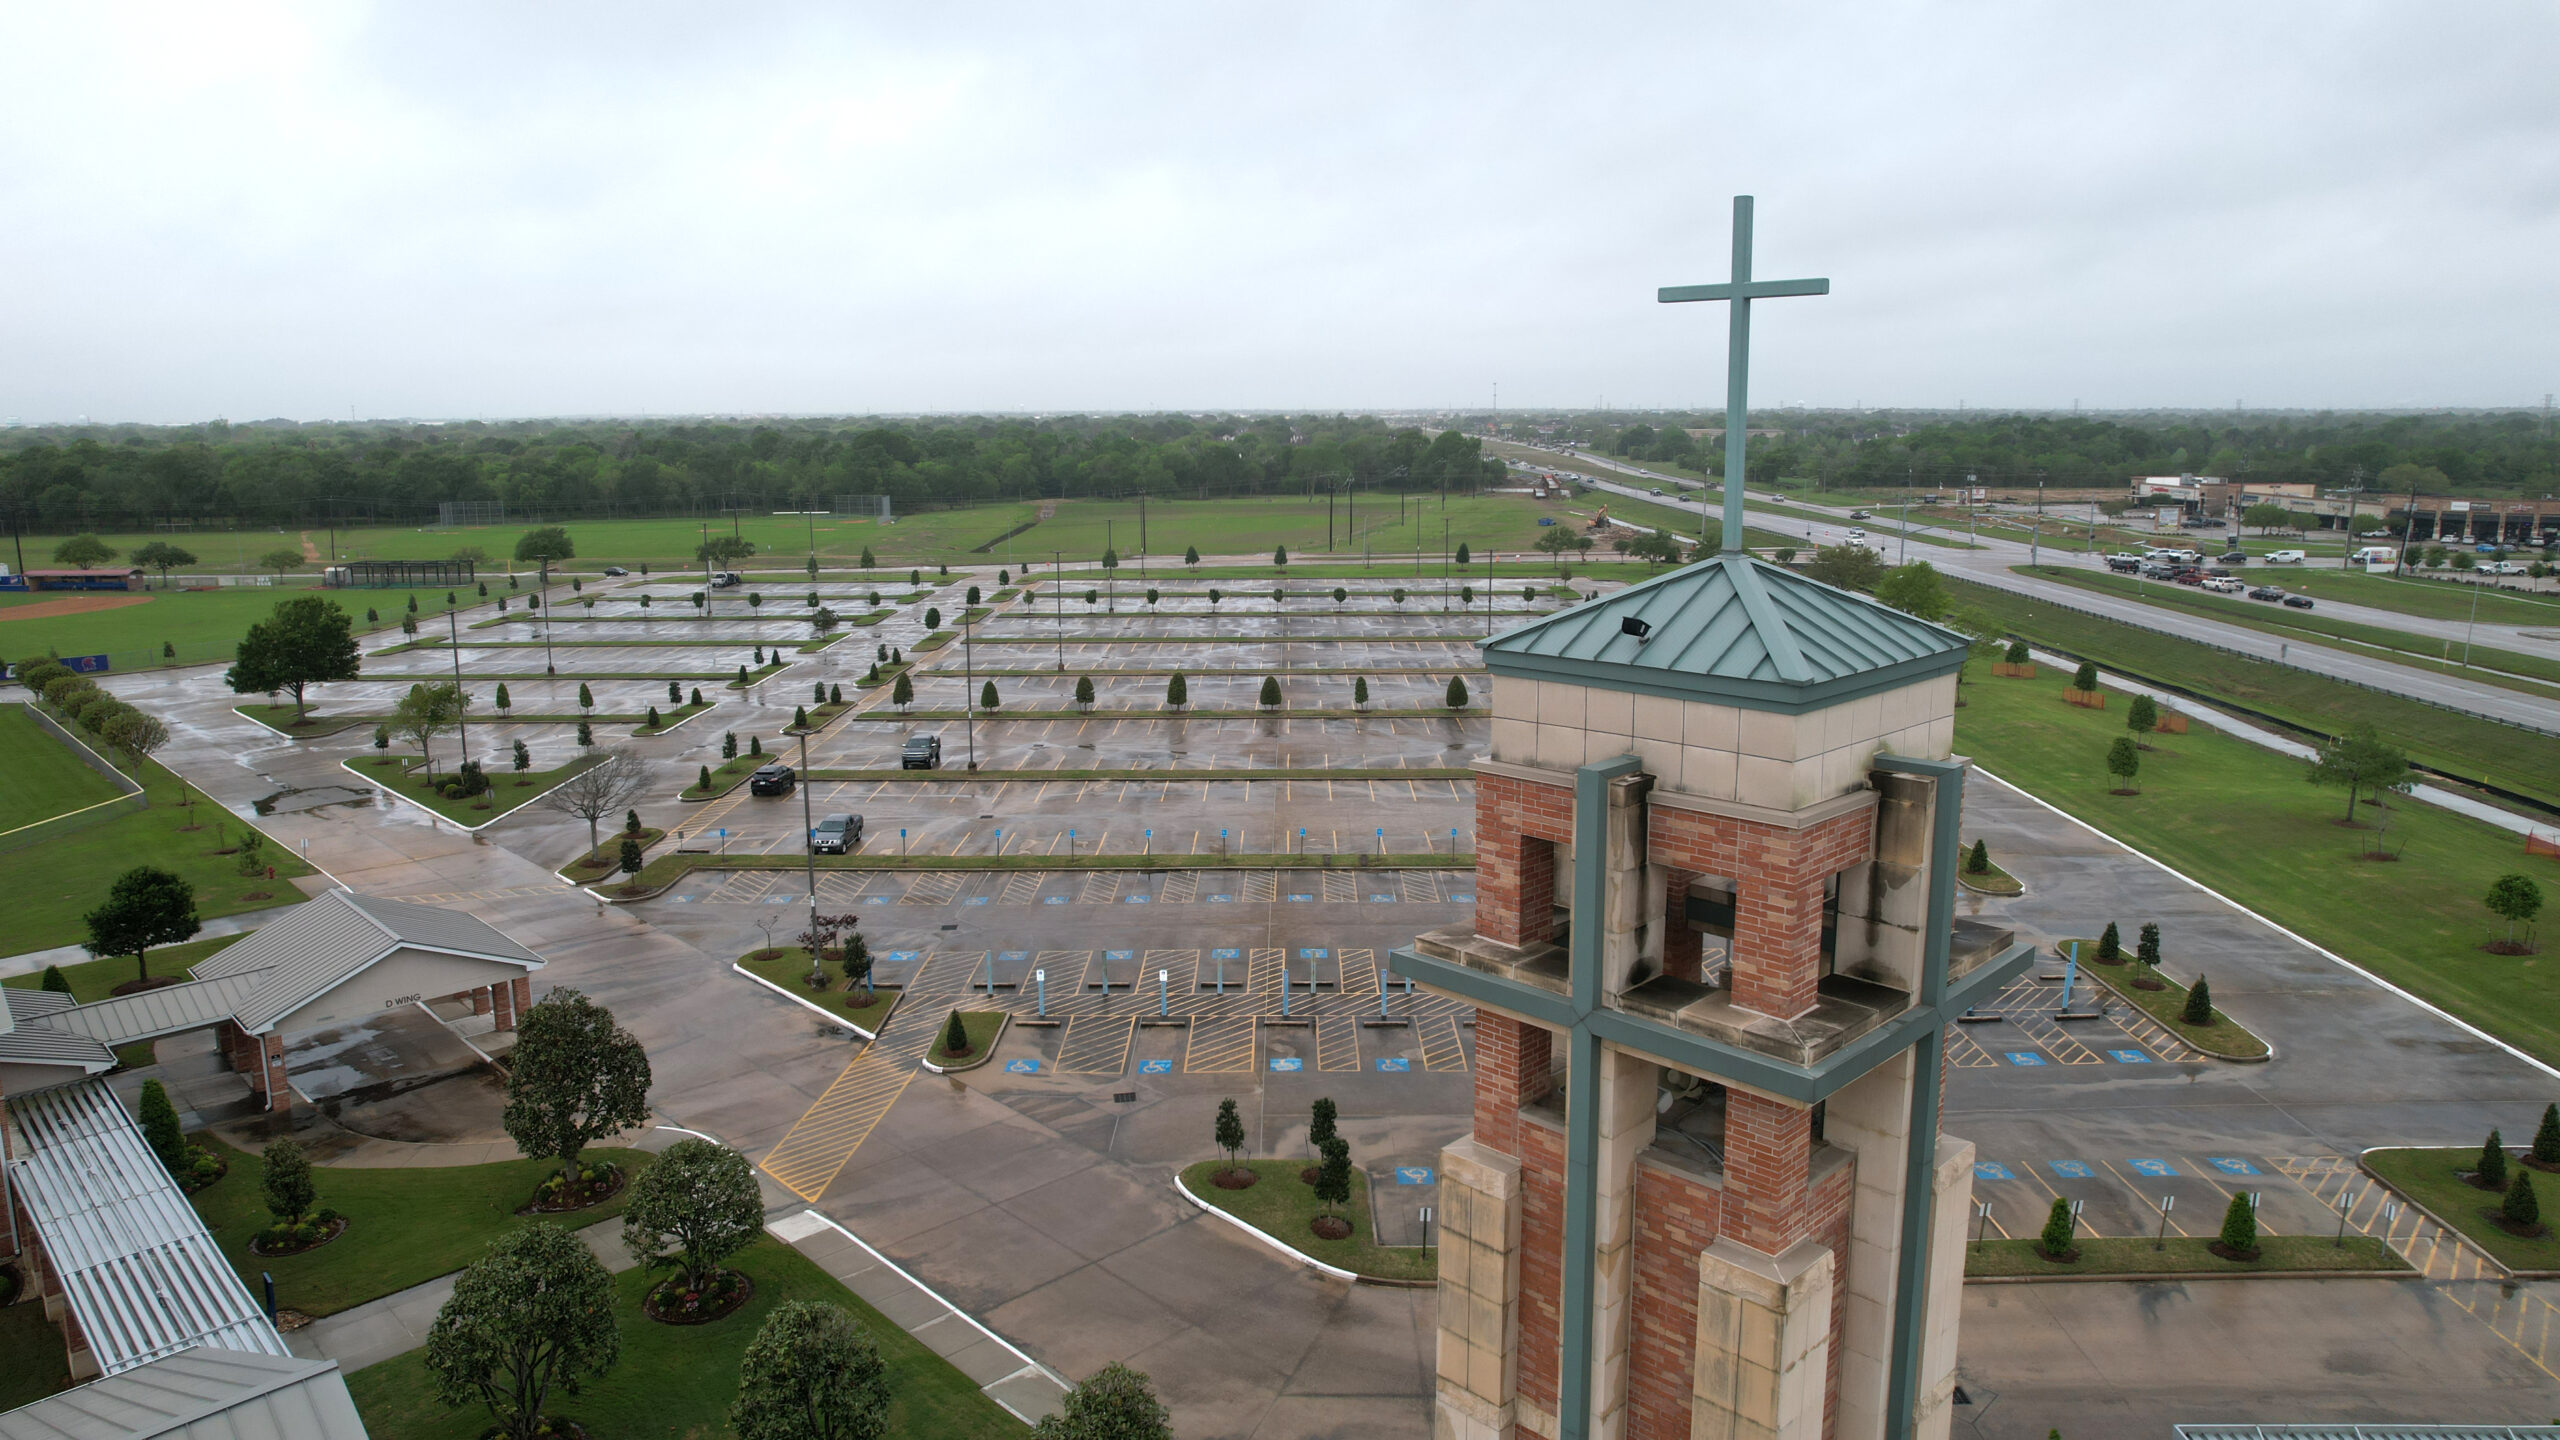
[2263,549,2307,564]
[2201,577,2245,594]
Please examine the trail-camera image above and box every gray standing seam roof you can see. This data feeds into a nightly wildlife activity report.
[33,975,272,1048]
[0,1026,116,1077]
[187,889,540,1035]
[0,1347,364,1440]
[5,989,78,1022]
[1478,553,1968,713]
[4,1082,287,1375]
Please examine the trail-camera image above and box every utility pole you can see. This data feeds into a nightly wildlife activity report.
[446,607,471,767]
[797,728,817,915]
[962,609,978,770]
[1052,548,1064,671]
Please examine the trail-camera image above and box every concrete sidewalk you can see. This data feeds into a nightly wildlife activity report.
[283,1216,638,1372]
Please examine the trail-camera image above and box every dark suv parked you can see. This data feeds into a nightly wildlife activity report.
[901,735,942,770]
[748,763,796,796]
[812,813,863,853]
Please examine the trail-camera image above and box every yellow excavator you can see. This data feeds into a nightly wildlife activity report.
[1585,504,1619,532]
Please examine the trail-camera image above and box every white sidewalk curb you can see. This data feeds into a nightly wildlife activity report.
[1172,1170,1361,1282]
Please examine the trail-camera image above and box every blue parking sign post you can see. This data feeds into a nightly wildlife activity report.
[1297,826,1305,854]
[2059,940,2079,1012]
[898,827,906,855]
[1376,826,1384,854]
[1144,828,1152,855]
[1220,827,1229,856]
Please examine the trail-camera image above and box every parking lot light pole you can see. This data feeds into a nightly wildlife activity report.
[1052,548,1064,671]
[796,729,817,917]
[446,608,472,767]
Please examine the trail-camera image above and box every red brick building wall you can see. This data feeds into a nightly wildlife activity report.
[1471,1012,1554,1155]
[1476,772,1573,946]
[1627,1161,1725,1440]
[1812,1157,1857,1438]
[1649,806,1873,1019]
[1516,1117,1567,1431]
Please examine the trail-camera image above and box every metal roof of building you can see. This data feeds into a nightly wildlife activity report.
[1479,553,1968,713]
[2178,1429,2560,1440]
[33,976,271,1048]
[0,1013,117,1081]
[189,890,540,1035]
[0,1348,363,1440]
[4,1082,288,1374]
[5,989,78,1023]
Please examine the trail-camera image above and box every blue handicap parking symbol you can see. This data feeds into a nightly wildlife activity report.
[866,895,894,905]
[1369,893,1396,903]
[2004,1052,2047,1067]
[1269,1057,1303,1072]
[1206,893,1232,902]
[671,895,694,904]
[2128,1158,2178,1177]
[1298,947,1330,959]
[1000,951,1030,964]
[1043,895,1070,905]
[1004,1059,1041,1074]
[1395,1167,1434,1185]
[1974,1161,2015,1181]
[2208,1157,2261,1176]
[1106,949,1134,961]
[1139,1059,1174,1074]
[965,896,989,905]
[2050,1160,2097,1179]
[1285,893,1315,902]
[2107,1049,2152,1064]
[886,951,920,964]
[1451,893,1474,903]
[1211,948,1242,960]
[765,895,792,905]
[1375,1058,1411,1072]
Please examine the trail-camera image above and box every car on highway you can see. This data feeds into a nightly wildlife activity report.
[2201,577,2244,593]
[2281,593,2315,609]
[710,571,743,588]
[602,565,629,577]
[2217,551,2248,565]
[748,763,797,796]
[2105,555,2142,573]
[1848,510,1872,520]
[2172,569,2207,586]
[811,813,863,854]
[2485,560,2530,576]
[2246,586,2286,602]
[901,735,942,770]
[1846,528,1866,541]
[1648,487,1664,496]
[2263,550,2306,564]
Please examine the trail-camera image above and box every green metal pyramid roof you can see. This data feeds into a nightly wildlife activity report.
[1480,554,1967,713]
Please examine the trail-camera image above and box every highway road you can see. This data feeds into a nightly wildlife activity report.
[1499,445,2560,737]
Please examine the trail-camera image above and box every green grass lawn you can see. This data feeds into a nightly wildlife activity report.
[1948,576,2560,810]
[0,1286,71,1411]
[2237,568,2560,626]
[191,1140,653,1318]
[2363,1148,2560,1272]
[344,1236,1025,1440]
[2,751,313,959]
[736,948,900,1031]
[2015,567,2560,694]
[1955,665,2560,1065]
[1178,1159,1434,1282]
[347,750,605,825]
[0,585,414,670]
[2054,939,2269,1058]
[926,1011,1006,1067]
[1964,1235,2405,1277]
[0,703,127,832]
[683,753,771,799]
[1955,853,2022,895]
[5,933,248,1003]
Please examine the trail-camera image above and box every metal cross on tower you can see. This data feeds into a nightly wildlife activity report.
[1660,195,1829,549]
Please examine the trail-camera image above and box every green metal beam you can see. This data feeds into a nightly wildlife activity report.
[1555,755,1638,1440]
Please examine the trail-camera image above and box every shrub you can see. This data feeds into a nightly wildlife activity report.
[723,732,738,759]
[39,964,70,994]
[2180,974,2212,1026]
[2105,736,2140,789]
[2126,693,2158,734]
[2039,1196,2074,1257]
[1074,676,1095,712]
[830,683,842,705]
[2535,1105,2560,1167]
[512,739,530,772]
[1258,676,1282,709]
[980,680,1000,711]
[1967,839,1989,874]
[624,808,641,835]
[691,686,704,705]
[647,705,662,728]
[374,723,390,751]
[793,705,809,730]
[672,680,685,705]
[941,1009,971,1058]
[2480,1129,2511,1189]
[697,764,713,792]
[730,1301,889,1440]
[749,735,762,756]
[2097,922,2120,962]
[575,721,594,749]
[1309,1097,1338,1151]
[1454,542,1471,566]
[1353,676,1369,709]
[2072,660,2099,691]
[1215,1098,1244,1167]
[262,1138,318,1226]
[2216,1191,2258,1256]
[2005,638,2029,664]
[1165,673,1186,708]
[2507,1170,2542,1230]
[139,1079,189,1176]
[1314,1136,1351,1214]
[1446,675,1470,709]
[2137,923,2160,966]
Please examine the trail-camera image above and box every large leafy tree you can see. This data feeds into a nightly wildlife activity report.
[130,541,197,587]
[1872,561,1949,621]
[619,1138,763,1291]
[1802,543,1886,592]
[225,595,361,719]
[258,547,307,578]
[698,534,757,567]
[83,864,201,983]
[1034,1363,1172,1440]
[513,526,575,570]
[2305,723,2413,823]
[730,1301,891,1440]
[2486,874,2544,946]
[502,987,653,1183]
[426,1223,621,1440]
[52,533,117,568]
[390,681,468,778]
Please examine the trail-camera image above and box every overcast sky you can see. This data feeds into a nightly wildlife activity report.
[3,2,2554,423]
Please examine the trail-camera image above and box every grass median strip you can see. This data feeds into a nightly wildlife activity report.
[1948,575,2560,810]
[1964,1235,2405,1278]
[736,947,899,1032]
[1178,1159,1434,1282]
[2363,1147,2560,1273]
[347,751,604,825]
[2053,939,2269,1059]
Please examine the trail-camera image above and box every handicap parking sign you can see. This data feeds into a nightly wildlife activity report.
[1125,894,1150,904]
[1450,893,1474,903]
[1298,947,1330,959]
[2004,1052,2047,1067]
[1368,893,1396,903]
[1004,1059,1041,1074]
[2050,1160,2096,1179]
[965,896,989,905]
[1139,1059,1173,1074]
[2107,1049,2152,1063]
[2208,1157,2260,1176]
[1285,893,1315,902]
[1268,1057,1303,1072]
[1974,1161,2015,1181]
[1375,1058,1411,1072]
[2128,1158,2178,1177]
[1394,1166,1434,1185]
[865,895,893,905]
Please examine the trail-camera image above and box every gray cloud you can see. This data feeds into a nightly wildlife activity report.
[2,1,2552,422]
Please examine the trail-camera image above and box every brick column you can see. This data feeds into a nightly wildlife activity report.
[258,1033,291,1114]
[1475,772,1570,948]
[508,976,532,1023]
[471,986,492,1016]
[1731,856,1827,1020]
[1660,871,1702,983]
[1722,1091,1816,1255]
[1470,1011,1553,1157]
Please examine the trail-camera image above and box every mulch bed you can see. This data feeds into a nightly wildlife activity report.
[2207,1242,2262,1263]
[2486,1212,2551,1239]
[2464,1171,2510,1191]
[2524,1156,2560,1174]
[1301,1165,1322,1185]
[109,975,184,997]
[250,1216,349,1257]
[2482,941,2538,956]
[478,1418,592,1440]
[642,1269,754,1326]
[1211,1167,1259,1191]
[2108,788,2142,796]
[2131,976,2166,991]
[1310,1216,1353,1241]
[521,1164,628,1214]
[2037,1244,2081,1264]
[179,1153,230,1196]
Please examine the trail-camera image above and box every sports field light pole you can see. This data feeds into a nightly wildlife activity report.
[446,607,472,766]
[962,608,978,771]
[1052,547,1064,672]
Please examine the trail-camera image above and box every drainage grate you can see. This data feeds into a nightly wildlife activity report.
[940,923,959,930]
[1112,1092,1137,1103]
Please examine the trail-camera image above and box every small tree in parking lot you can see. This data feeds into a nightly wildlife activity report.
[2479,1129,2511,1189]
[892,673,914,713]
[2180,974,2213,1027]
[1445,675,1469,709]
[2216,1191,2259,1258]
[1214,1098,1244,1170]
[1258,676,1281,710]
[2506,1170,2543,1232]
[2038,1196,2074,1258]
[1074,675,1096,714]
[1352,676,1369,711]
[2137,923,2161,967]
[1165,673,1186,710]
[2096,922,2121,963]
[2105,737,2140,793]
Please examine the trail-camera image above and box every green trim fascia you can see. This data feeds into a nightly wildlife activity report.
[1555,755,1638,1440]
[1479,646,1963,717]
[1721,555,1813,682]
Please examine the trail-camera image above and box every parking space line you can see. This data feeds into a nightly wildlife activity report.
[1057,1014,1136,1074]
[1418,1014,1468,1071]
[1315,1013,1361,1071]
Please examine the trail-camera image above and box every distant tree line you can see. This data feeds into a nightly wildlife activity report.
[0,414,1504,534]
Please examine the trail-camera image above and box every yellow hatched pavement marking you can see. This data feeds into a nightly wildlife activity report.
[997,871,1044,905]
[1159,872,1200,904]
[1242,870,1278,903]
[1315,1014,1362,1071]
[1944,1026,1999,1068]
[1248,948,1286,994]
[1400,872,1438,904]
[1147,949,1199,993]
[815,874,870,903]
[1337,948,1379,996]
[1418,1014,1469,1071]
[1079,872,1120,905]
[1185,1015,1257,1072]
[1321,872,1357,904]
[758,1031,932,1201]
[2009,1012,2103,1065]
[901,872,964,905]
[1058,1014,1137,1074]
[1036,950,1089,993]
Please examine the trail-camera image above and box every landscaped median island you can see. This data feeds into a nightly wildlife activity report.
[629,698,715,735]
[1177,1159,1435,1283]
[736,946,900,1033]
[2055,936,2269,1059]
[1956,839,2022,896]
[2365,1145,2560,1274]
[924,1009,1006,1071]
[561,826,667,885]
[1963,1234,2407,1279]
[345,749,607,825]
